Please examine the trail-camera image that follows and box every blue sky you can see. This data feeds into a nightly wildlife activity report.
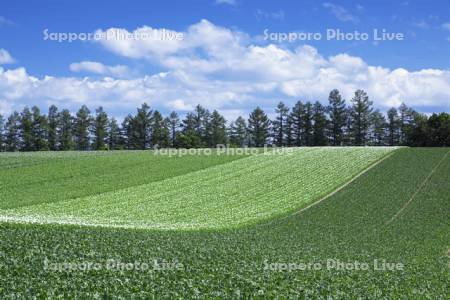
[1,0,449,119]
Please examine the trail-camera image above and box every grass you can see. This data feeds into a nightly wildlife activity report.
[0,147,394,229]
[0,150,248,209]
[0,148,448,298]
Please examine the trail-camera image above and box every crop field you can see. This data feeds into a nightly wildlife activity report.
[0,147,449,298]
[0,147,393,229]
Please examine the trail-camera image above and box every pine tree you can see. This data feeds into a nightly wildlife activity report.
[302,102,313,146]
[48,105,59,150]
[168,111,180,147]
[327,89,347,146]
[350,89,373,146]
[229,116,247,147]
[398,103,414,145]
[0,114,4,152]
[132,103,153,149]
[92,107,109,150]
[0,114,5,152]
[387,107,399,146]
[5,112,21,152]
[59,109,74,151]
[291,101,304,146]
[209,110,227,147]
[73,105,92,150]
[177,112,202,148]
[151,110,170,148]
[121,115,134,150]
[108,118,121,150]
[369,110,386,146]
[248,107,270,147]
[20,107,33,151]
[272,102,289,146]
[193,105,210,146]
[31,106,48,151]
[312,101,328,146]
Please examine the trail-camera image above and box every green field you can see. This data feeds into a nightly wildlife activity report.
[1,147,393,229]
[0,147,449,298]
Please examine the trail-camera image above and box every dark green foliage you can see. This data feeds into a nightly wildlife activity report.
[107,118,121,150]
[74,105,92,151]
[208,110,227,146]
[47,105,59,151]
[228,116,247,147]
[20,107,33,151]
[59,109,74,151]
[350,89,373,145]
[328,89,347,146]
[0,114,4,151]
[302,102,313,146]
[312,101,328,146]
[151,111,170,148]
[168,111,180,147]
[272,102,289,146]
[248,106,270,147]
[0,149,448,298]
[5,112,20,151]
[369,110,387,146]
[92,107,109,150]
[387,107,399,146]
[31,106,48,151]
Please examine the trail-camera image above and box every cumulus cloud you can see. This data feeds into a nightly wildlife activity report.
[1,20,450,120]
[69,61,130,77]
[0,49,16,64]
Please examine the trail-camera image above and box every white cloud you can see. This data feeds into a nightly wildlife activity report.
[0,16,13,26]
[0,49,16,64]
[322,2,358,23]
[255,9,285,21]
[441,22,450,31]
[215,0,236,5]
[69,61,130,77]
[1,20,450,119]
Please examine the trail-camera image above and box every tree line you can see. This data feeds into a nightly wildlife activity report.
[0,89,448,152]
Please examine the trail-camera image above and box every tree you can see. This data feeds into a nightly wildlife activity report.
[48,105,59,150]
[151,110,170,148]
[272,102,289,146]
[31,106,48,151]
[291,101,304,146]
[427,113,450,146]
[229,116,247,147]
[20,107,33,151]
[0,114,4,152]
[177,112,202,148]
[312,101,328,146]
[209,110,227,146]
[350,89,373,145]
[168,111,180,147]
[193,105,210,146]
[248,107,270,147]
[132,103,153,149]
[121,115,134,150]
[369,110,386,146]
[327,89,347,146]
[5,112,20,152]
[405,112,428,147]
[74,105,92,150]
[92,107,109,150]
[387,107,399,146]
[302,102,313,146]
[398,103,414,145]
[108,118,121,150]
[59,109,74,151]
